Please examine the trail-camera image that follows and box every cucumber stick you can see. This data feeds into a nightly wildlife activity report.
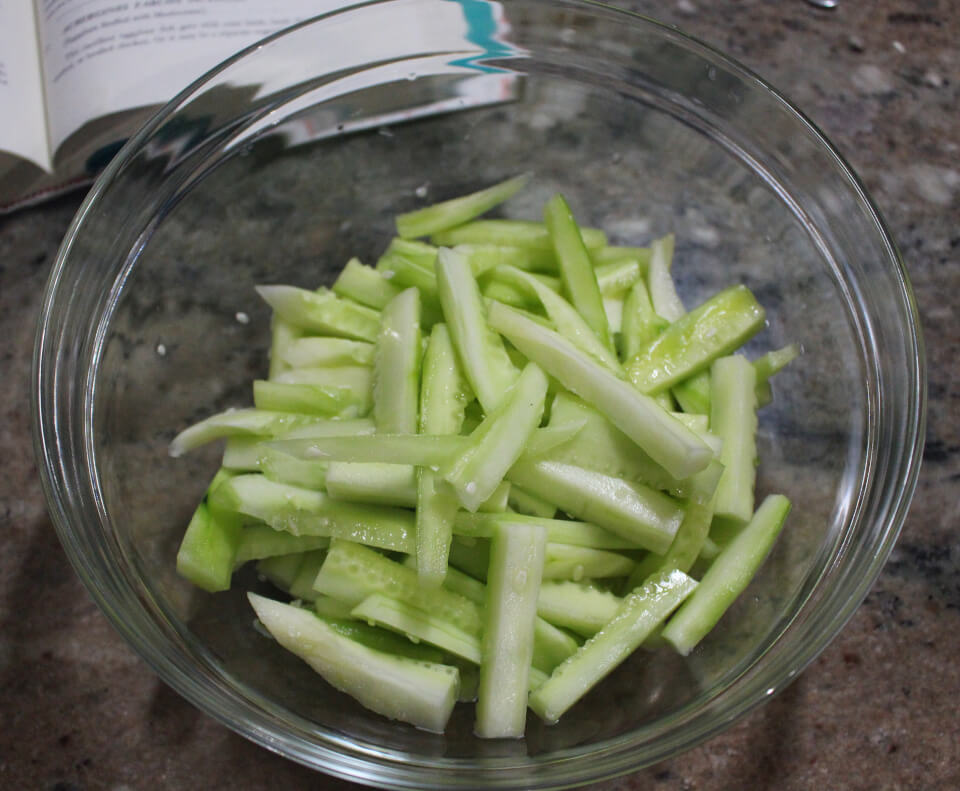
[212,475,414,553]
[537,581,623,637]
[710,355,758,524]
[374,288,421,433]
[268,317,301,379]
[544,194,613,353]
[249,594,459,732]
[661,495,791,655]
[333,257,401,310]
[314,540,484,636]
[620,278,668,363]
[626,285,765,394]
[476,521,547,738]
[255,285,381,342]
[494,264,622,374]
[529,569,697,723]
[234,525,329,566]
[175,470,241,592]
[454,512,637,550]
[396,174,529,239]
[435,247,518,413]
[646,234,685,322]
[444,362,548,511]
[324,462,418,508]
[170,408,326,457]
[277,337,375,369]
[507,459,685,555]
[487,300,714,480]
[352,594,482,664]
[431,219,606,253]
[414,323,470,585]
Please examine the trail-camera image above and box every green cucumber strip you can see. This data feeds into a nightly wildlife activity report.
[671,411,710,434]
[544,194,613,352]
[325,462,418,508]
[508,459,685,555]
[257,552,304,592]
[661,495,791,655]
[625,497,715,592]
[544,393,691,498]
[508,485,557,518]
[258,447,329,489]
[488,301,713,480]
[252,381,364,418]
[455,243,556,275]
[403,556,580,674]
[175,470,242,592]
[447,536,490,581]
[619,278,668,363]
[646,234,685,321]
[313,594,358,621]
[249,594,459,732]
[170,408,326,457]
[273,363,372,391]
[698,535,722,562]
[277,337,375,369]
[753,343,800,383]
[454,512,638,550]
[754,344,800,406]
[384,238,439,268]
[603,297,623,335]
[352,594,482,664]
[419,323,472,436]
[477,481,511,513]
[416,467,459,585]
[416,322,471,587]
[542,543,635,581]
[625,285,766,394]
[529,569,697,723]
[234,525,330,566]
[494,265,622,374]
[374,288,422,434]
[672,370,711,415]
[710,355,758,524]
[376,252,440,301]
[267,426,574,468]
[268,317,301,379]
[315,540,484,635]
[396,174,530,239]
[287,549,328,601]
[596,259,643,297]
[223,418,376,469]
[476,521,547,738]
[333,257,402,309]
[480,278,542,311]
[319,614,448,663]
[537,581,623,637]
[435,247,519,413]
[255,285,381,342]
[432,219,606,252]
[444,362,548,511]
[211,475,414,553]
[591,245,652,268]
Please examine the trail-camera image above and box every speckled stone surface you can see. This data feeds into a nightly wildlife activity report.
[1,1,958,789]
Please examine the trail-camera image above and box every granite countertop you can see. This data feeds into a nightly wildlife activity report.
[2,1,957,789]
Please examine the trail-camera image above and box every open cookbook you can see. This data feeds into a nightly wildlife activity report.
[0,0,516,213]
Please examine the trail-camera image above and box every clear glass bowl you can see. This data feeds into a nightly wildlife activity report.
[33,1,924,788]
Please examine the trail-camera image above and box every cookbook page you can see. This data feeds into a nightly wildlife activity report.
[0,1,52,170]
[36,0,347,153]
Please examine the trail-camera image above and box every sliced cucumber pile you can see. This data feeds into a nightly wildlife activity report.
[170,177,796,736]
